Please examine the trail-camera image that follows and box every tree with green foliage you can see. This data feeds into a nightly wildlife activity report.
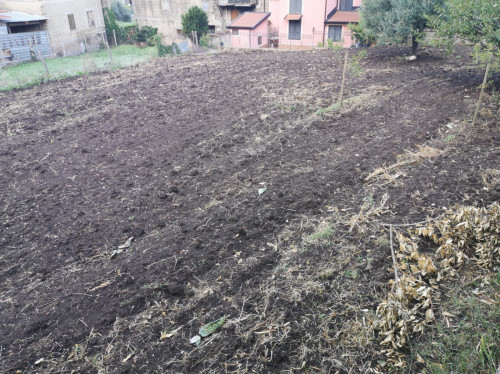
[428,0,500,125]
[181,6,209,41]
[361,0,444,56]
[428,0,500,68]
[103,7,123,44]
[112,0,132,22]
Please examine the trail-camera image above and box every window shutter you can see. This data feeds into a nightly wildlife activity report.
[68,14,76,30]
[290,0,302,14]
[328,26,342,42]
[289,20,301,40]
[339,0,353,10]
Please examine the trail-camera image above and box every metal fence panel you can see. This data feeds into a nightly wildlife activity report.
[0,31,51,61]
[177,40,189,54]
[230,31,356,49]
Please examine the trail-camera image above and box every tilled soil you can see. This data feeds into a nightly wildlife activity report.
[0,47,498,373]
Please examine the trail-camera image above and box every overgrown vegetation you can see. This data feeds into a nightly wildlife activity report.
[103,7,157,46]
[151,34,181,57]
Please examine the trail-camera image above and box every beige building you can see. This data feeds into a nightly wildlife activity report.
[0,0,106,56]
[133,0,269,43]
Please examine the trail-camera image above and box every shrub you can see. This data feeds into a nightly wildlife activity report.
[348,23,376,46]
[152,34,181,57]
[199,34,212,48]
[135,25,158,46]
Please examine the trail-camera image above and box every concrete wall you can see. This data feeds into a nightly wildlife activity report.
[133,0,267,43]
[0,0,105,56]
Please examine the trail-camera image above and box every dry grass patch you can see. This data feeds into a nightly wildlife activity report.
[365,145,444,185]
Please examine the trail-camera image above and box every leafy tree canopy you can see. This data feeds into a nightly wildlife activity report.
[361,0,444,55]
[428,0,500,67]
[112,0,132,23]
[181,6,209,40]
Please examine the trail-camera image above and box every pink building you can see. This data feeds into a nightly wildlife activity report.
[228,0,362,49]
[227,12,271,49]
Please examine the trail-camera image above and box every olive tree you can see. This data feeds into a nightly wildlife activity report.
[428,0,499,67]
[428,0,499,125]
[361,0,444,56]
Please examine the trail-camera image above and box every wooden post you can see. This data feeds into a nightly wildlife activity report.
[61,38,67,58]
[338,49,349,106]
[32,35,50,80]
[104,32,113,64]
[83,34,88,52]
[113,29,118,46]
[472,62,490,126]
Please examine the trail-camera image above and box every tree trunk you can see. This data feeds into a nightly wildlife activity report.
[411,36,418,56]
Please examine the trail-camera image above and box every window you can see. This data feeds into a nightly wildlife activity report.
[67,14,76,30]
[289,0,302,14]
[339,0,353,11]
[87,11,95,27]
[258,35,262,45]
[328,25,342,41]
[232,29,239,36]
[289,20,301,40]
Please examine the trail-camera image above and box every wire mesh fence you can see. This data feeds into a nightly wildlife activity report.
[228,31,357,49]
[0,41,158,91]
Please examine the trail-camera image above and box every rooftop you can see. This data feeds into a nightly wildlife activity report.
[326,10,360,24]
[0,10,47,23]
[227,12,270,29]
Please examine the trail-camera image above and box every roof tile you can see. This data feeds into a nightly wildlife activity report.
[326,10,360,24]
[227,12,270,29]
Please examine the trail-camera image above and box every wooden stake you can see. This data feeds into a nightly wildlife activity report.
[61,38,67,58]
[389,225,399,285]
[32,35,50,80]
[472,62,490,126]
[104,32,113,64]
[339,49,349,106]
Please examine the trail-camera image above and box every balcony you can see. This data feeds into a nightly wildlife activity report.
[218,0,257,7]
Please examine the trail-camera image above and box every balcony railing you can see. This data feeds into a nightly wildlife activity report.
[218,0,257,6]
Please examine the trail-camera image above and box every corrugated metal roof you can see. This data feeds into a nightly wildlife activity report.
[326,10,360,24]
[227,12,270,29]
[0,10,47,23]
